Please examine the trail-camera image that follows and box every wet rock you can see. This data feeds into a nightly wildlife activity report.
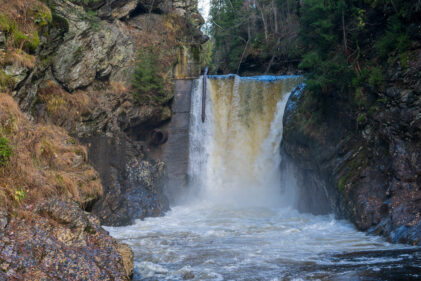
[0,199,133,280]
[283,47,421,245]
[4,65,30,89]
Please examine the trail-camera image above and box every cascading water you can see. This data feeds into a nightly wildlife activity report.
[187,75,301,207]
[106,75,420,281]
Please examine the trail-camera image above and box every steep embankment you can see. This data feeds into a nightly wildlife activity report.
[0,94,133,279]
[1,0,204,226]
[283,44,421,245]
[0,0,204,278]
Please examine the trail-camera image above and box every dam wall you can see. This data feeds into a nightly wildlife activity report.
[162,79,195,202]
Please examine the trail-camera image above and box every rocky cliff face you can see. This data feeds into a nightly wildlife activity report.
[5,0,204,226]
[0,92,133,279]
[283,47,421,245]
[1,0,203,278]
[0,199,133,280]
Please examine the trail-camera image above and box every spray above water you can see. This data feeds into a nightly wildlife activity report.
[187,75,302,207]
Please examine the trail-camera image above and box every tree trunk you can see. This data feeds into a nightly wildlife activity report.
[342,8,348,52]
[272,0,279,34]
[256,0,268,41]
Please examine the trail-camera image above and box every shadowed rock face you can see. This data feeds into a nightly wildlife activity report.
[283,48,421,245]
[0,199,133,280]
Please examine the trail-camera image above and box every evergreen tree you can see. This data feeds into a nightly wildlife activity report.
[132,49,166,104]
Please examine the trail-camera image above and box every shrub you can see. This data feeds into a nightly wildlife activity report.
[0,13,12,33]
[375,16,410,59]
[300,52,354,94]
[368,66,384,88]
[132,49,167,104]
[0,136,13,167]
[0,70,15,92]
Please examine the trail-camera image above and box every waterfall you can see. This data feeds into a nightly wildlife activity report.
[106,75,416,281]
[187,75,302,207]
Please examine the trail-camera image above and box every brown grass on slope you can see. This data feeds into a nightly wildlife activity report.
[0,93,102,212]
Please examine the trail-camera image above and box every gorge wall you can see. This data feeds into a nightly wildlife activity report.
[283,48,421,245]
[3,0,204,226]
[0,0,204,278]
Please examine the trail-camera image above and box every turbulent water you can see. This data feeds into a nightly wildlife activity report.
[106,75,421,281]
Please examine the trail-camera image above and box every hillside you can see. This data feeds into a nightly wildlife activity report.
[0,0,205,278]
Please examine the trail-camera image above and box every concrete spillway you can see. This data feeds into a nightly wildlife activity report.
[162,79,194,202]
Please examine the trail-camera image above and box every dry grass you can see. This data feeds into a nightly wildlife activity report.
[37,80,95,131]
[0,0,51,35]
[0,0,50,91]
[109,80,129,96]
[0,93,102,212]
[3,49,36,68]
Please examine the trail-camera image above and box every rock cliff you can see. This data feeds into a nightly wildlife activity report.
[283,47,421,245]
[0,0,204,278]
[3,0,204,226]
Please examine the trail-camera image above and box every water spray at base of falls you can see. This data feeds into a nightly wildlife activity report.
[186,75,302,208]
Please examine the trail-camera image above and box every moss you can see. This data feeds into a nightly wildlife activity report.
[39,53,55,68]
[191,45,200,61]
[12,29,40,53]
[354,87,369,108]
[0,70,15,91]
[368,66,385,88]
[398,51,411,69]
[338,176,346,192]
[338,150,367,192]
[84,9,101,31]
[0,13,12,33]
[0,136,13,167]
[84,225,96,234]
[73,46,83,60]
[51,14,69,34]
[356,113,367,125]
[34,6,53,27]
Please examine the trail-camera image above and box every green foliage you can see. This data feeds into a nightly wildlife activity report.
[0,71,15,92]
[0,12,41,53]
[14,189,25,202]
[298,0,357,94]
[84,8,101,31]
[13,30,40,52]
[299,51,354,94]
[73,46,83,60]
[0,13,12,33]
[0,136,13,167]
[375,16,410,59]
[200,40,214,70]
[356,112,367,125]
[300,0,337,53]
[132,49,167,104]
[33,6,53,27]
[368,66,384,88]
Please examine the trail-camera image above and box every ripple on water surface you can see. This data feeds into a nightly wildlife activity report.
[105,204,421,281]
